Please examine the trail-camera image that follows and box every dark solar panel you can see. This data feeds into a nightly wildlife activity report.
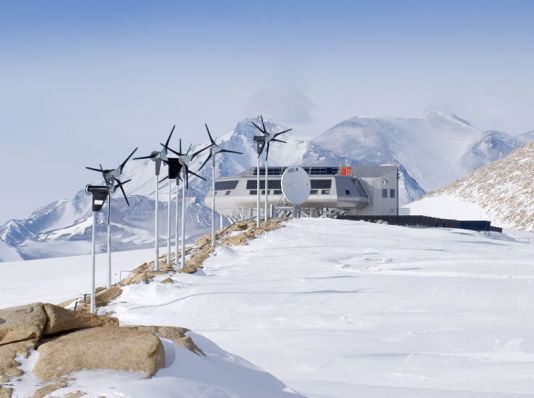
[246,180,282,189]
[215,180,239,190]
[310,179,332,189]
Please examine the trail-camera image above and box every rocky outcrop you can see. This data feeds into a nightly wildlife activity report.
[0,303,118,347]
[0,340,36,383]
[125,325,205,356]
[43,303,118,335]
[34,327,165,380]
[0,303,47,345]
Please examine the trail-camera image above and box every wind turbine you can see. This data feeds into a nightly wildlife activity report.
[199,124,243,247]
[159,156,183,266]
[133,125,175,271]
[251,115,291,223]
[167,139,210,269]
[85,147,137,288]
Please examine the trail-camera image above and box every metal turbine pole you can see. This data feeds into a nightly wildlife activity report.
[264,152,269,223]
[91,211,97,314]
[154,174,160,272]
[181,168,186,269]
[106,196,112,289]
[167,178,171,264]
[211,153,216,247]
[256,155,261,228]
[175,181,180,264]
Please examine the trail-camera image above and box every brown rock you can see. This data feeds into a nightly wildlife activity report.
[223,234,248,246]
[0,340,36,383]
[0,303,47,346]
[34,327,165,380]
[195,235,210,247]
[42,304,118,335]
[125,325,204,356]
[95,286,123,307]
[32,379,68,398]
[119,263,156,286]
[160,277,174,284]
[0,387,13,398]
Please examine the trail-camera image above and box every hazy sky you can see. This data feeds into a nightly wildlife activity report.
[2,0,534,223]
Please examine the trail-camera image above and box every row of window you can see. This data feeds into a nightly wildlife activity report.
[248,189,331,196]
[382,189,396,198]
[216,179,333,191]
[252,167,340,176]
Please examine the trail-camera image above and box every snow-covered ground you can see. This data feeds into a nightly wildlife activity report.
[2,218,534,397]
[406,195,491,221]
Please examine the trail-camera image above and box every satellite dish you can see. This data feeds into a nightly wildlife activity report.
[281,167,310,205]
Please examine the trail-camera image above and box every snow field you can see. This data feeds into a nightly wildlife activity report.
[2,218,534,397]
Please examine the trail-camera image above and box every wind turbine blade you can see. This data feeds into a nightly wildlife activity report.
[165,125,176,149]
[133,154,155,160]
[219,149,243,155]
[119,183,130,206]
[205,123,216,145]
[260,115,267,134]
[251,121,265,134]
[120,147,138,172]
[86,167,103,173]
[188,169,207,181]
[192,145,211,160]
[199,152,212,171]
[164,145,182,156]
[159,176,168,184]
[179,138,182,154]
[265,142,271,160]
[274,128,292,137]
[271,138,286,143]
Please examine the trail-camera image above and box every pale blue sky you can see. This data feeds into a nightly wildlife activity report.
[1,0,534,222]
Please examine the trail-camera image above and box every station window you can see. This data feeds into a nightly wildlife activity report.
[310,189,318,195]
[225,191,231,196]
[249,190,257,195]
[390,189,395,198]
[382,189,388,198]
[345,189,351,195]
[274,190,282,194]
[322,189,330,195]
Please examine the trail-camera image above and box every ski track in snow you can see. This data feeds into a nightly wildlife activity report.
[3,218,534,397]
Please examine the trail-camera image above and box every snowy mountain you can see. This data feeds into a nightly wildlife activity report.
[0,237,22,262]
[517,129,534,144]
[313,112,523,192]
[1,113,527,261]
[0,116,424,261]
[411,142,534,231]
[462,130,521,170]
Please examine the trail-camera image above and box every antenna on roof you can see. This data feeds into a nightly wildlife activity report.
[85,147,137,289]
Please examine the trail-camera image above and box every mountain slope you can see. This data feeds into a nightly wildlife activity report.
[0,237,22,262]
[411,142,534,230]
[313,112,522,191]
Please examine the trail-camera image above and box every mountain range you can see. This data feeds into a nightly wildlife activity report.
[414,142,534,231]
[1,112,531,261]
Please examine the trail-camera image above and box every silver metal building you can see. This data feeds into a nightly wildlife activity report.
[204,165,399,219]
